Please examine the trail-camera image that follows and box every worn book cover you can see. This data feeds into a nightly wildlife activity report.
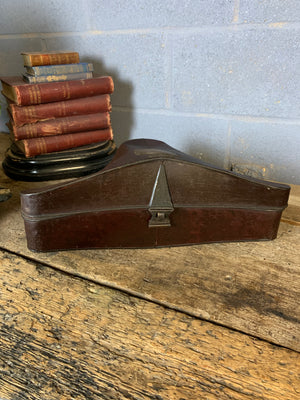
[0,75,114,105]
[6,94,111,126]
[21,51,80,67]
[25,62,94,76]
[15,128,113,157]
[9,112,111,140]
[22,71,93,84]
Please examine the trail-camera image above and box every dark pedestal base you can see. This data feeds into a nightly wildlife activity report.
[2,140,117,181]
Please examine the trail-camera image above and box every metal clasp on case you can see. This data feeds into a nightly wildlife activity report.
[148,164,174,227]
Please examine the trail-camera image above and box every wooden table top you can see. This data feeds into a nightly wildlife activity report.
[0,133,299,399]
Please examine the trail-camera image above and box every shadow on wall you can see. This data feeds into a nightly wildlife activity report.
[0,97,10,133]
[185,141,226,170]
[186,142,215,166]
[186,141,276,180]
[84,56,134,145]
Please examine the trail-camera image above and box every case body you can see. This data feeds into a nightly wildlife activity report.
[21,139,290,252]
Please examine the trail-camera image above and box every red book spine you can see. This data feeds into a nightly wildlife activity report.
[9,94,112,126]
[16,76,114,105]
[21,128,113,157]
[12,112,111,140]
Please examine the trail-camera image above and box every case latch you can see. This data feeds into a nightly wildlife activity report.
[148,164,174,227]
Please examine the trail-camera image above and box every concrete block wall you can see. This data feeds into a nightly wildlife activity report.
[0,0,299,183]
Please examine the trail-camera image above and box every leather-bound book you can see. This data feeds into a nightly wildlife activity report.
[25,62,94,76]
[15,128,113,157]
[0,75,114,105]
[7,94,111,126]
[22,71,93,84]
[21,51,80,66]
[9,112,111,140]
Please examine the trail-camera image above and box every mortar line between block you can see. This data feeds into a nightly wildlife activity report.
[1,21,299,40]
[112,107,300,125]
[225,121,232,170]
[232,0,240,24]
[165,32,173,110]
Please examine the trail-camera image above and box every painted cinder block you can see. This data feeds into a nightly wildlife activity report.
[0,37,43,75]
[0,37,44,132]
[0,0,90,34]
[230,120,300,184]
[87,0,236,30]
[111,109,229,168]
[239,0,300,24]
[172,28,300,119]
[43,33,169,109]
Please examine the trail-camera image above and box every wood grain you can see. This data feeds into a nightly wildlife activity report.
[0,132,299,353]
[0,250,299,400]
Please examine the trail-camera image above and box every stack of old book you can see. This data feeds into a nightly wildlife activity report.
[0,51,117,181]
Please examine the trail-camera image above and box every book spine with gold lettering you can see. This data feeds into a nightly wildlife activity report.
[16,128,113,157]
[21,51,80,67]
[7,94,111,126]
[0,75,114,106]
[10,112,111,141]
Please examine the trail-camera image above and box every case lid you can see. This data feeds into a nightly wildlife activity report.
[21,139,290,221]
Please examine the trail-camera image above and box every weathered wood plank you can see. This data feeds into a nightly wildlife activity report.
[0,250,299,400]
[0,132,299,352]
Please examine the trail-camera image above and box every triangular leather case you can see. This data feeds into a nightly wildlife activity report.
[21,139,290,252]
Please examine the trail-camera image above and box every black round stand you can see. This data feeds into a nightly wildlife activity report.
[2,140,117,181]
